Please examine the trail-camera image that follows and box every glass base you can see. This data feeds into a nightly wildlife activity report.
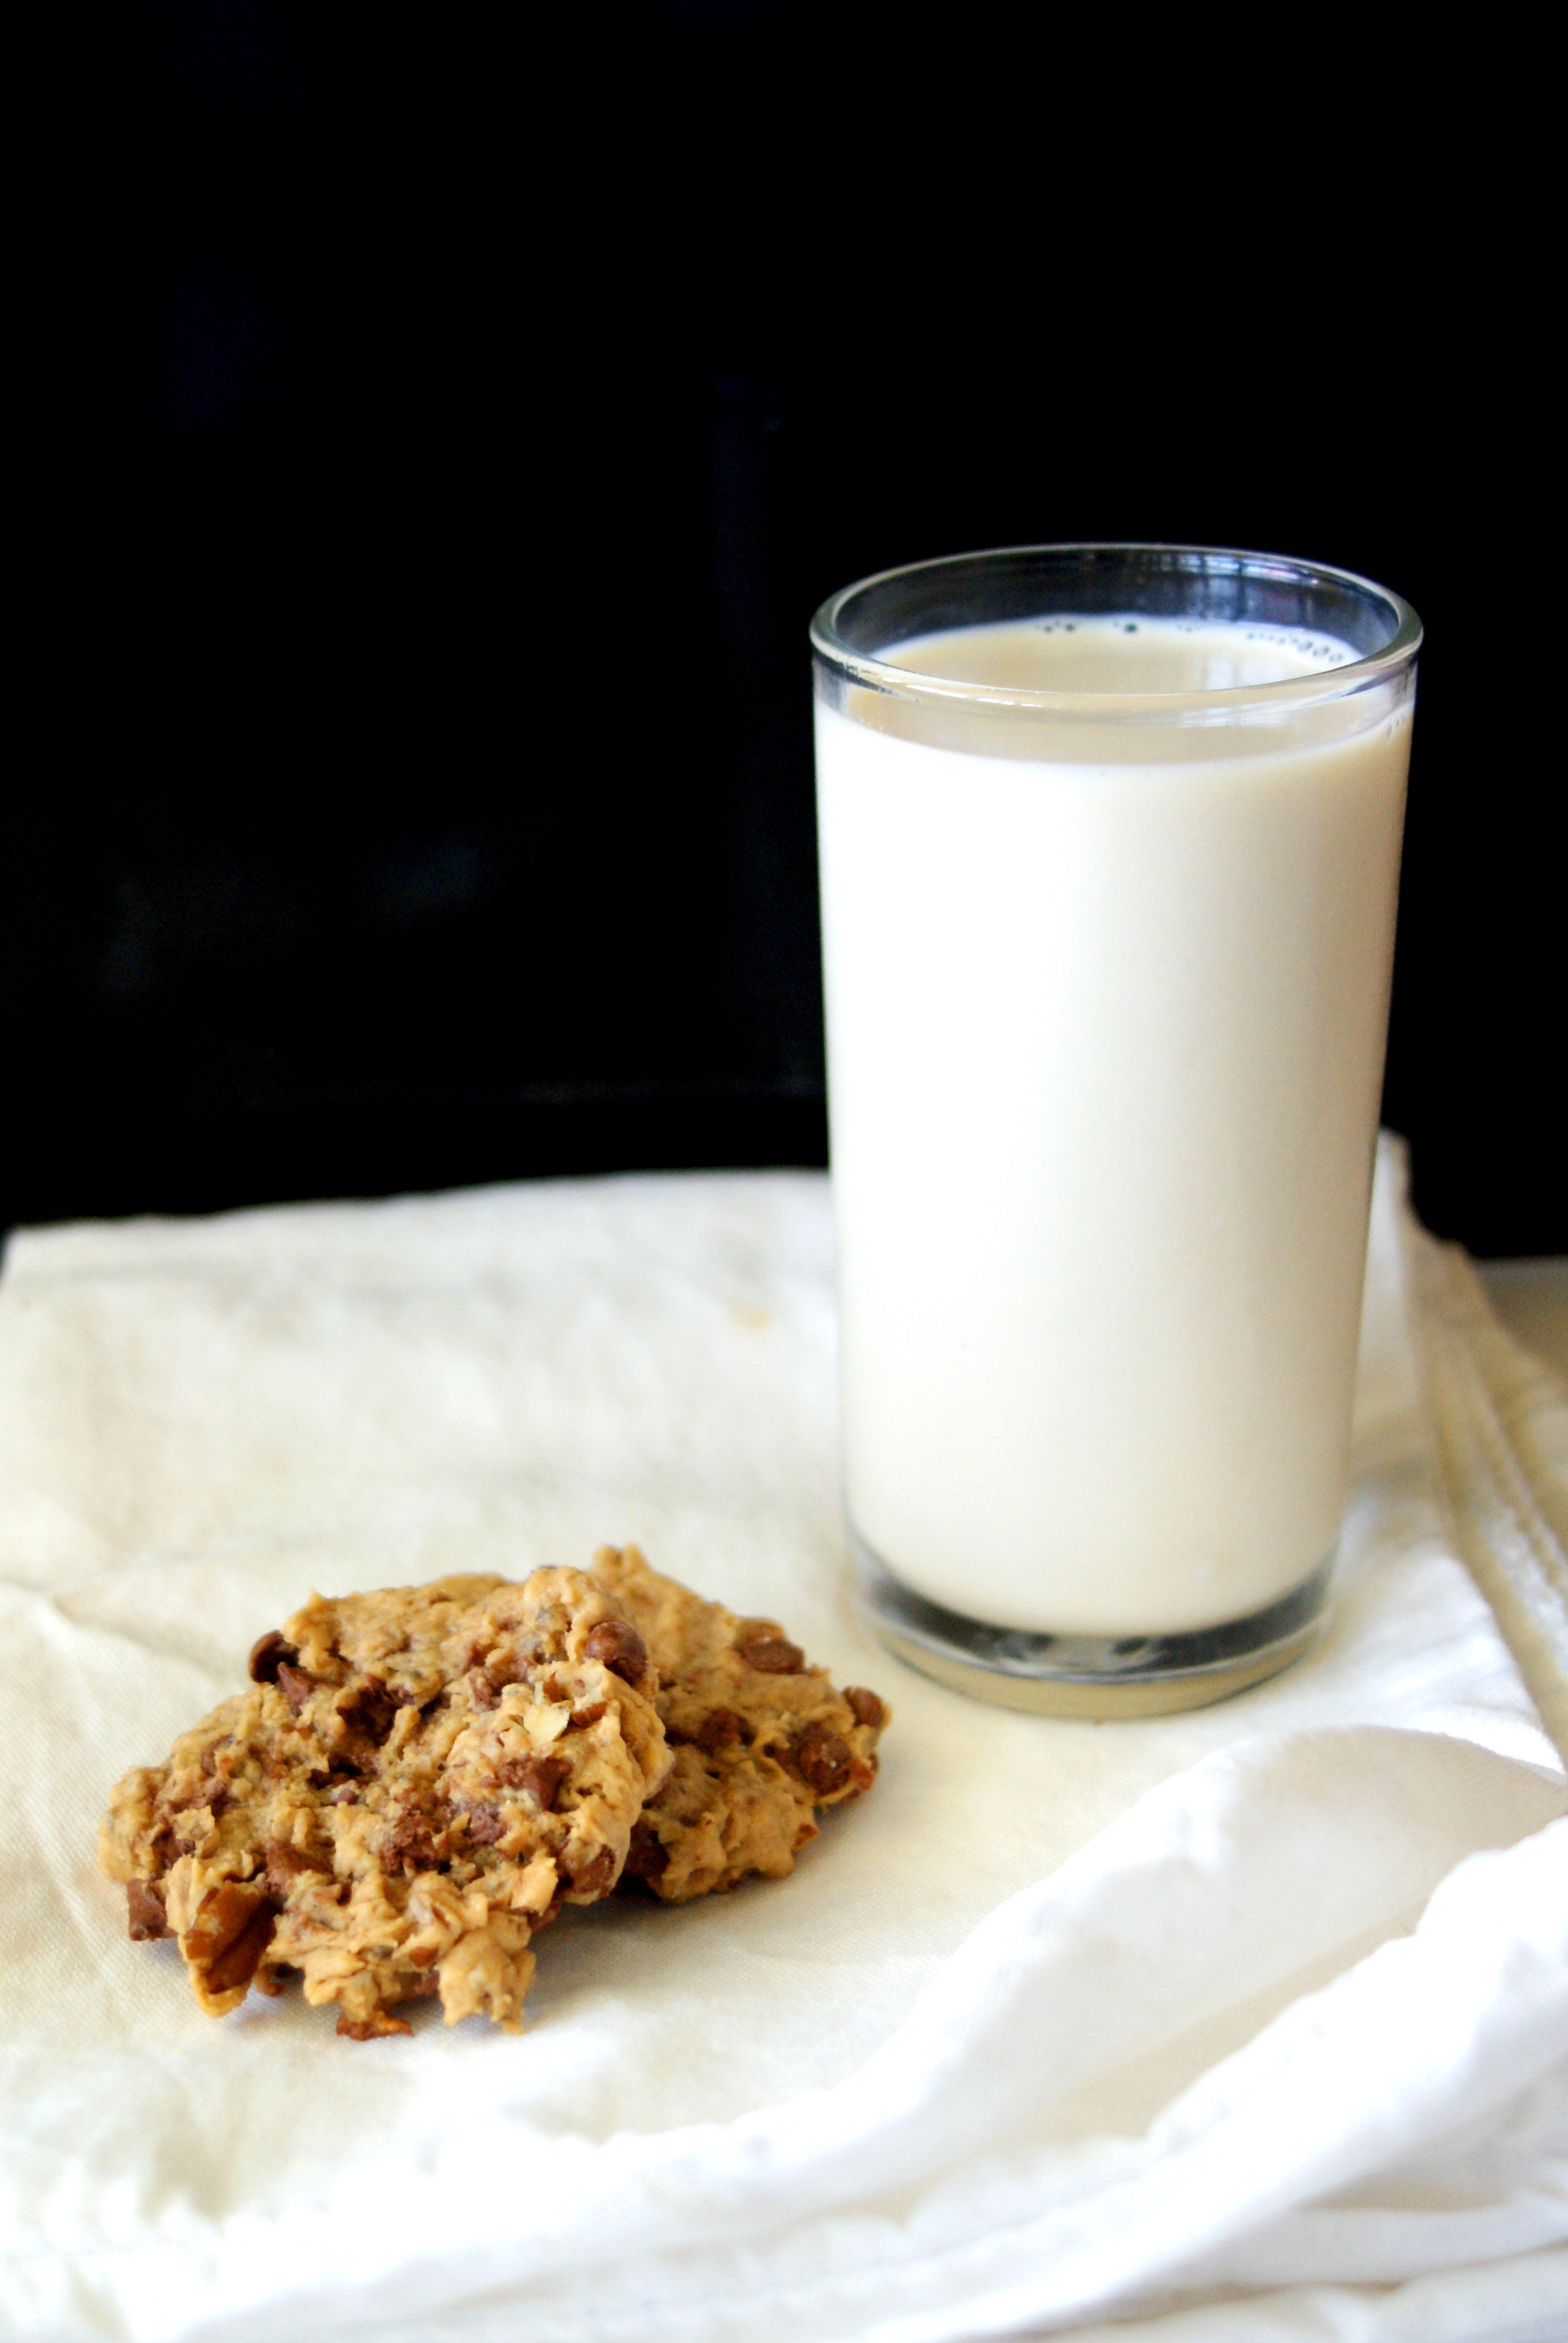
[852,1534,1332,1718]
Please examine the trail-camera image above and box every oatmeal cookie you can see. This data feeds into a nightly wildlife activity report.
[588,1544,888,1903]
[100,1569,670,2037]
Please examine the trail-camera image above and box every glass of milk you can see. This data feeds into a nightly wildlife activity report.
[812,544,1421,1716]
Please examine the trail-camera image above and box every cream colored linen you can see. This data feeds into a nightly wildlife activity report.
[1,1138,1564,2342]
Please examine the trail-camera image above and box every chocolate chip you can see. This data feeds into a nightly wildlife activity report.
[384,1822,440,1872]
[497,1753,569,1809]
[792,1721,853,1797]
[465,1804,506,1846]
[561,1842,616,1897]
[329,1782,359,1804]
[378,1787,446,1872]
[126,1878,171,1940]
[338,1682,401,1748]
[248,1631,298,1684]
[328,1679,409,1775]
[391,1833,439,1873]
[264,1842,329,1899]
[274,1662,315,1715]
[198,1747,235,1816]
[467,1638,525,1694]
[844,1687,887,1730]
[736,1629,804,1674]
[694,1707,744,1755]
[622,1821,669,1881]
[584,1618,649,1686]
[566,1700,607,1730]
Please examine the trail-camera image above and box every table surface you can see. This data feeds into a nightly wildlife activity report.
[1479,1257,1568,1386]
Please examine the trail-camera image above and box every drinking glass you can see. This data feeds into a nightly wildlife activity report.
[812,544,1421,1714]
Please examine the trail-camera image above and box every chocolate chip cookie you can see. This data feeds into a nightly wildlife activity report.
[100,1568,669,2037]
[589,1545,889,1903]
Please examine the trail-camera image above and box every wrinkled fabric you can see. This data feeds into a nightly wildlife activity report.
[1,1138,1564,2342]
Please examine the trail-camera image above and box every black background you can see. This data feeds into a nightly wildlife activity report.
[10,4,1559,1252]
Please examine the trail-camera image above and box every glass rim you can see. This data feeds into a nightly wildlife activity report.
[809,541,1423,719]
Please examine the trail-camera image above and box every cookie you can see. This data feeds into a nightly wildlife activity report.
[100,1568,670,2037]
[588,1545,888,1903]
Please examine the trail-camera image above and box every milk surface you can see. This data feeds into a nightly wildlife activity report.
[816,616,1412,1636]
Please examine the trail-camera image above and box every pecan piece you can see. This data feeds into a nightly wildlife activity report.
[184,1882,279,1995]
[337,2007,412,2039]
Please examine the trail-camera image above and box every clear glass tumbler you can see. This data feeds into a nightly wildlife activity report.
[812,544,1421,1715]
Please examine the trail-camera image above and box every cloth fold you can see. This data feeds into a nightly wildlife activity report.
[1412,1224,1568,1756]
[2,1138,1565,2342]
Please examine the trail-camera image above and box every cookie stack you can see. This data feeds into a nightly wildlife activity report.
[99,1547,889,2039]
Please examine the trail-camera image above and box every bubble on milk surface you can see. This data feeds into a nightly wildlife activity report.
[1239,625,1358,669]
[888,613,1367,694]
[1028,614,1358,671]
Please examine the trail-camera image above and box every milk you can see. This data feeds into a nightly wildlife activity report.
[815,617,1412,1636]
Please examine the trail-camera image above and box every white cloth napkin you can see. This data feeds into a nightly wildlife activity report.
[2,1138,1566,2343]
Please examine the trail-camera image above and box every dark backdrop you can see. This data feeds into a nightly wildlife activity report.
[10,5,1559,1252]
